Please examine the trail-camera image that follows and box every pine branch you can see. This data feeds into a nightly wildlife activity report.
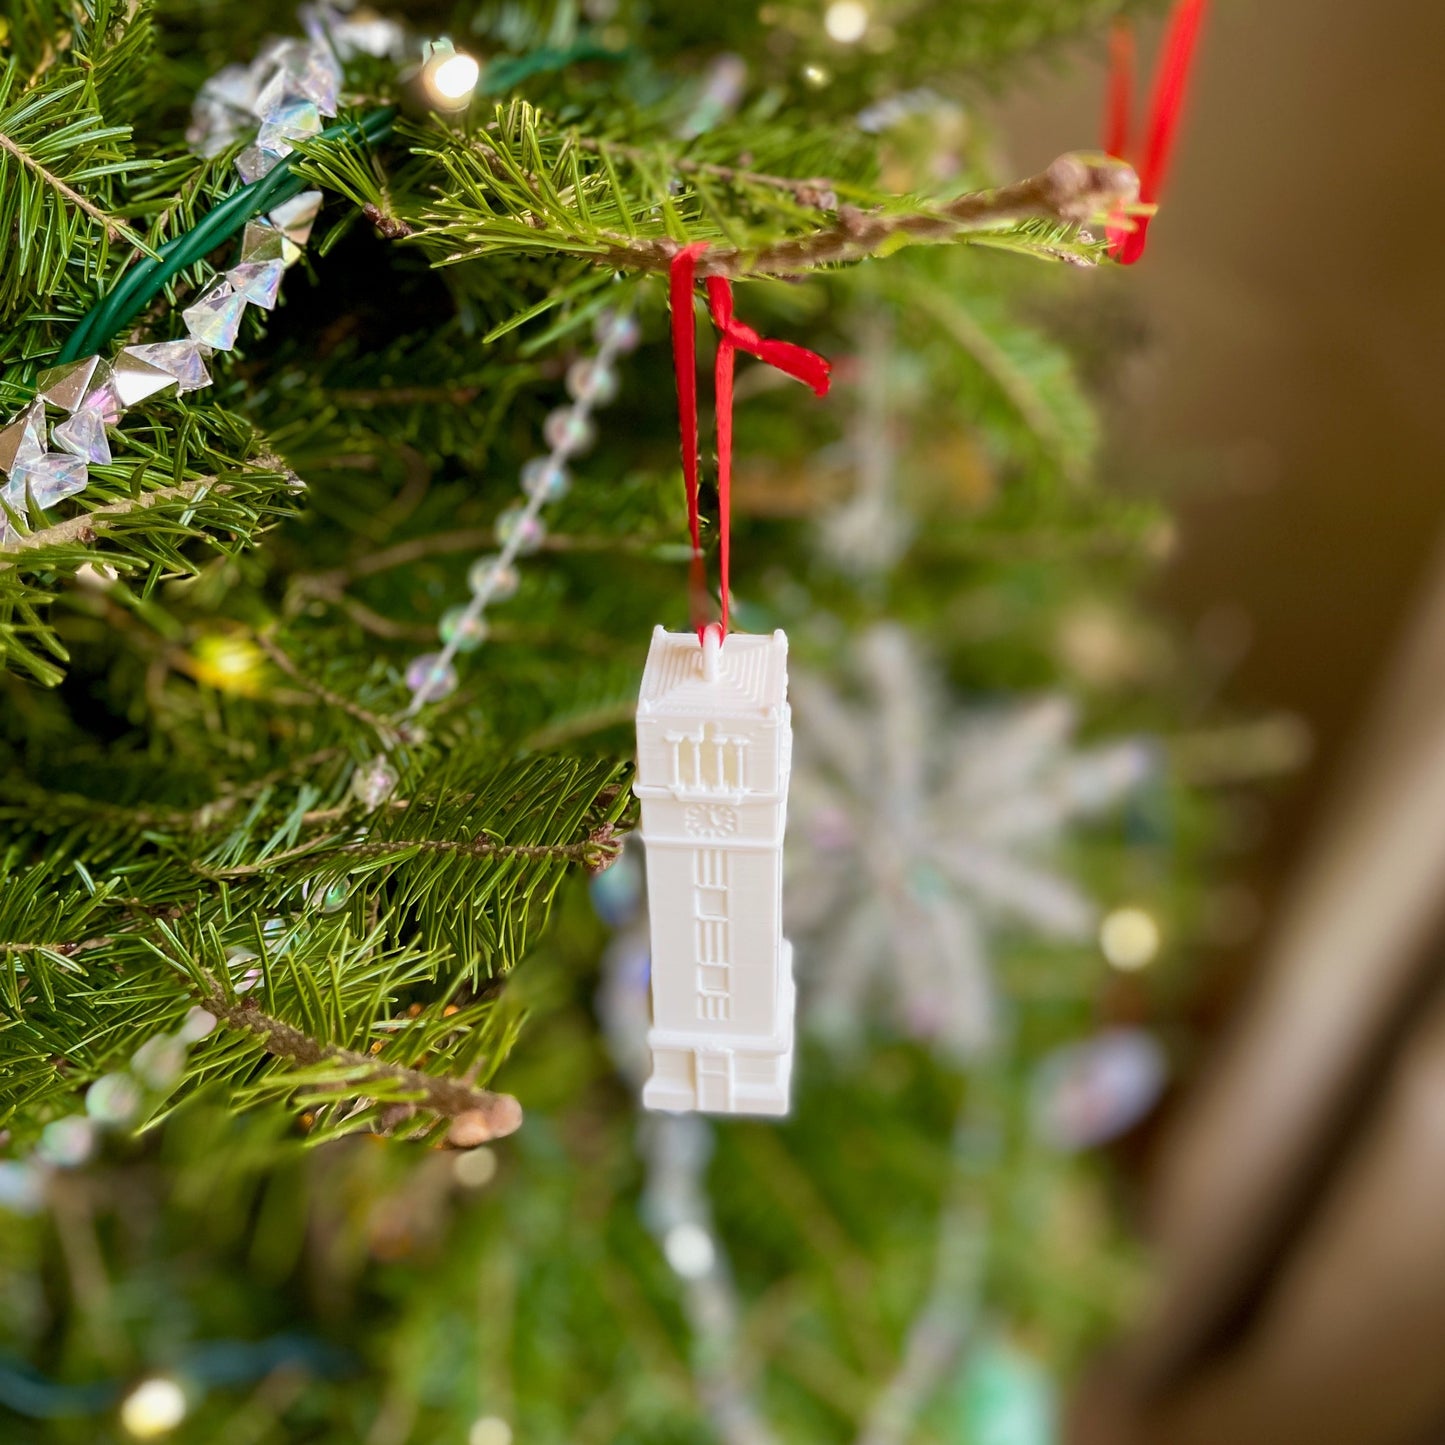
[598,154,1138,278]
[341,822,625,874]
[0,126,155,256]
[578,136,843,209]
[0,452,300,567]
[199,978,524,1141]
[193,822,626,879]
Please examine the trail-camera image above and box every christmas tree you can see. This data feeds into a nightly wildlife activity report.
[0,1,1208,1440]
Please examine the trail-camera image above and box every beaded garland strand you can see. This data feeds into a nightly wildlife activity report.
[400,305,641,714]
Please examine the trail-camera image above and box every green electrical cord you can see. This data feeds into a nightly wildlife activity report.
[58,107,397,365]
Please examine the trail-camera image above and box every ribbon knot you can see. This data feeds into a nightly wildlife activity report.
[670,242,831,639]
[1104,0,1209,264]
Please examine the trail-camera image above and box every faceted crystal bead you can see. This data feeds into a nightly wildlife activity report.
[236,145,282,184]
[0,476,28,539]
[439,606,489,652]
[131,1034,186,1090]
[542,407,596,455]
[248,37,309,96]
[257,99,322,156]
[351,754,399,809]
[320,880,350,913]
[178,1006,218,1043]
[298,2,331,44]
[184,281,247,351]
[254,68,303,123]
[566,358,619,406]
[16,451,89,509]
[0,401,48,477]
[593,308,641,353]
[468,555,521,600]
[86,1072,142,1125]
[52,408,111,465]
[227,260,284,309]
[330,13,407,60]
[123,341,213,395]
[405,652,459,703]
[36,1116,95,1168]
[270,191,322,250]
[81,378,124,425]
[241,220,287,265]
[306,877,351,913]
[187,98,247,158]
[198,62,258,114]
[520,455,571,501]
[36,356,106,413]
[496,505,546,554]
[0,1160,43,1214]
[255,44,340,118]
[299,47,342,116]
[111,352,177,407]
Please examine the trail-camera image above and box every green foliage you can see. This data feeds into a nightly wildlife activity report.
[0,2,1205,1438]
[0,0,1165,1130]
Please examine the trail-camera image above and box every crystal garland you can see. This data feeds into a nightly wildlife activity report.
[0,4,420,545]
[400,305,641,714]
[0,15,378,543]
[188,5,408,180]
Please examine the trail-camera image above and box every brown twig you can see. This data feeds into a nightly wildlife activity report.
[201,981,524,1141]
[193,821,626,879]
[0,478,225,562]
[362,199,415,240]
[592,153,1139,279]
[339,822,623,874]
[0,936,112,957]
[253,630,404,744]
[577,135,842,209]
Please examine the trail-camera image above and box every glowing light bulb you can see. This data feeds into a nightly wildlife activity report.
[190,634,266,696]
[1100,907,1160,972]
[120,1378,187,1438]
[423,41,481,108]
[824,0,869,43]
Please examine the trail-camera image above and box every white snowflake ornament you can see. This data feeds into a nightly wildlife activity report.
[788,624,1155,1059]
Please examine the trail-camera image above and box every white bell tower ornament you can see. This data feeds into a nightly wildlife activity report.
[634,625,796,1116]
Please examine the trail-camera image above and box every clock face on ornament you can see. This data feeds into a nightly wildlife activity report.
[684,803,739,838]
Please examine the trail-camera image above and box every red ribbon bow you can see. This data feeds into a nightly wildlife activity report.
[669,242,831,639]
[1105,0,1209,264]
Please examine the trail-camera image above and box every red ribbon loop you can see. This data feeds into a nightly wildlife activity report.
[669,245,831,641]
[1105,0,1208,264]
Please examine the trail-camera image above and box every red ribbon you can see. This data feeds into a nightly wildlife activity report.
[1104,0,1209,264]
[669,244,831,640]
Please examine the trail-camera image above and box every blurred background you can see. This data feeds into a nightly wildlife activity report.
[1007,2,1445,1441]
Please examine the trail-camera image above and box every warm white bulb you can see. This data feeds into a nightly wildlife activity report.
[120,1378,187,1439]
[430,51,480,102]
[824,0,869,43]
[1100,907,1161,972]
